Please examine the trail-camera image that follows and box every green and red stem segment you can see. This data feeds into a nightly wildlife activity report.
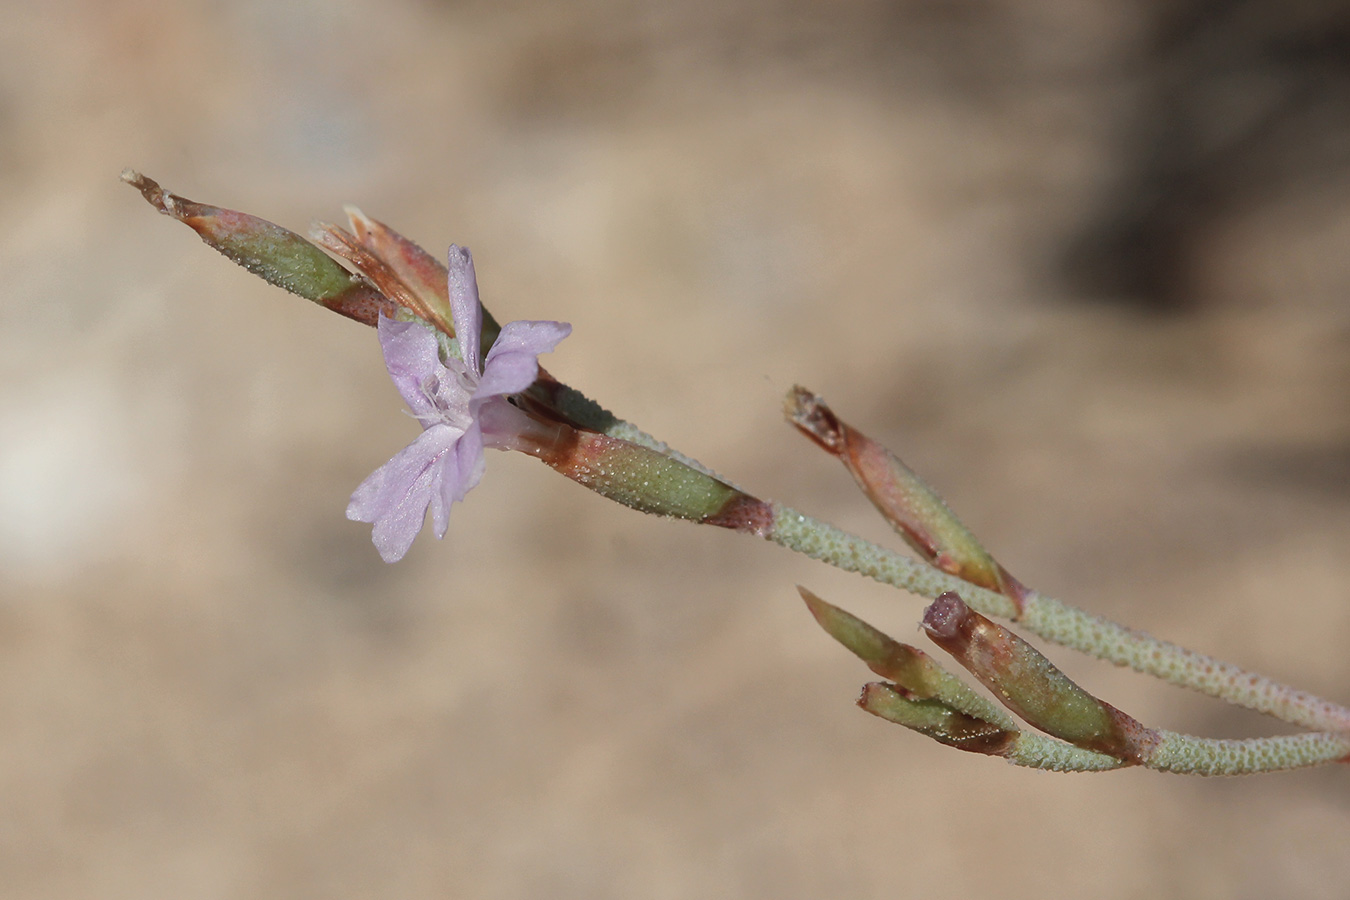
[519,424,774,534]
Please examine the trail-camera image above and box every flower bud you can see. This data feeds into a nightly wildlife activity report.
[122,170,393,325]
[857,682,1017,755]
[798,586,1014,729]
[922,592,1158,761]
[786,387,1027,610]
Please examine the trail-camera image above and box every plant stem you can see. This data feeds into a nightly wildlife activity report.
[1000,729,1350,775]
[1143,730,1350,776]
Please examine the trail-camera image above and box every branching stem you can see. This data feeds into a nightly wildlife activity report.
[589,407,1350,736]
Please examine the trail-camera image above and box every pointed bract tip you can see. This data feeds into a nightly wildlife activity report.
[784,385,846,454]
[121,169,173,214]
[343,204,375,236]
[798,585,838,628]
[797,587,865,643]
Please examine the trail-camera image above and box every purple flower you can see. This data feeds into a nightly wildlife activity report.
[347,245,571,562]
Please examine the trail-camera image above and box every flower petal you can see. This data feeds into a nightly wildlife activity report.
[376,315,445,420]
[476,320,572,399]
[426,437,459,539]
[369,466,437,563]
[347,424,460,562]
[447,420,487,508]
[447,245,482,373]
[476,395,546,451]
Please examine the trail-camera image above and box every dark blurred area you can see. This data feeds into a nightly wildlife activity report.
[1063,0,1350,311]
[2,2,1348,898]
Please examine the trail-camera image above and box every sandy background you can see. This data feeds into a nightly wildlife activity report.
[3,0,1350,897]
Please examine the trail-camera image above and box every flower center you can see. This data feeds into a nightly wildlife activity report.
[411,363,475,432]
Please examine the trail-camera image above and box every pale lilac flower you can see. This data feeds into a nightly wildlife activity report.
[347,245,570,562]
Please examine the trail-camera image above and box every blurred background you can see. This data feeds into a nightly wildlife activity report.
[3,0,1350,896]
